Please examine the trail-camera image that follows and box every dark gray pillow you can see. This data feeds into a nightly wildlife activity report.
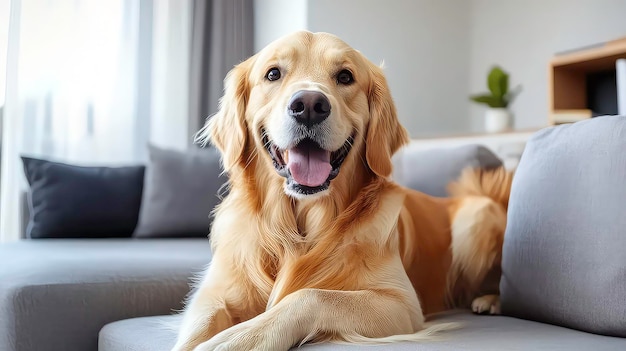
[500,115,626,337]
[133,145,226,238]
[393,144,503,196]
[22,157,145,239]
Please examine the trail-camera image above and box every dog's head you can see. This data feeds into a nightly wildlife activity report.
[200,31,409,199]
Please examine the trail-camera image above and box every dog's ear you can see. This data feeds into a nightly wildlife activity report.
[196,57,254,172]
[365,63,409,178]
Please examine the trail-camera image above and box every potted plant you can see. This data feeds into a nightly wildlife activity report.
[470,66,521,133]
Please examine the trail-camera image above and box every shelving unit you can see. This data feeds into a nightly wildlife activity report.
[548,37,626,125]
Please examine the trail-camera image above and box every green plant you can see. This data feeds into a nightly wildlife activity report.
[470,66,520,108]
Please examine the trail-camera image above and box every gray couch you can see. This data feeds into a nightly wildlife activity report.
[0,239,210,351]
[2,116,626,351]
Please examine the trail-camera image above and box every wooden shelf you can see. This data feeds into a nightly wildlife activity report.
[548,37,626,125]
[551,37,626,70]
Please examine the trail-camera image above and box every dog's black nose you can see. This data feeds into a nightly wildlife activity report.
[287,90,331,126]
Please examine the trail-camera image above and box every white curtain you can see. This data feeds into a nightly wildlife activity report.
[0,0,192,242]
[151,0,192,152]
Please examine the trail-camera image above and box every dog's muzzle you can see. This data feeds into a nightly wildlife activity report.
[262,90,353,197]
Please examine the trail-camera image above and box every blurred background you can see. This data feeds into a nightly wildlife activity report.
[1,0,625,241]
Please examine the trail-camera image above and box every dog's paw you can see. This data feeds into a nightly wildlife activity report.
[193,317,290,351]
[193,333,268,351]
[192,329,251,351]
[471,294,501,315]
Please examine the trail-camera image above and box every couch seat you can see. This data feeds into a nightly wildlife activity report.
[99,310,626,351]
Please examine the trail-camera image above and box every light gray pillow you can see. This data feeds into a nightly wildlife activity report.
[500,115,626,337]
[133,145,226,238]
[393,144,503,196]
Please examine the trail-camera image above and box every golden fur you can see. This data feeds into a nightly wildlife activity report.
[173,31,513,351]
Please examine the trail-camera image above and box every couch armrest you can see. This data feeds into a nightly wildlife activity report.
[0,239,210,351]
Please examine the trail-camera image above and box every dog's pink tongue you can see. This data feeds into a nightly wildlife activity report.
[287,145,332,187]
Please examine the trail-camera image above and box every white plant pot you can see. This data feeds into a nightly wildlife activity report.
[485,108,512,133]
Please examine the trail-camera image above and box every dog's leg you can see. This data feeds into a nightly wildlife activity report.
[471,263,502,314]
[448,196,506,314]
[471,294,501,314]
[192,288,453,351]
[171,256,268,351]
[171,299,231,351]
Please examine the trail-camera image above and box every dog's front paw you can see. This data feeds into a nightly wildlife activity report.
[193,333,268,351]
[471,294,501,315]
[192,329,242,351]
[193,318,291,351]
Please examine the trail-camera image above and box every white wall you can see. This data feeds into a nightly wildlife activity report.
[253,0,307,52]
[469,0,626,131]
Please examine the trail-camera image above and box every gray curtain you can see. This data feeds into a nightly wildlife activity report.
[189,0,254,141]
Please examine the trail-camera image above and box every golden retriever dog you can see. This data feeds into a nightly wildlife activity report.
[172,31,513,351]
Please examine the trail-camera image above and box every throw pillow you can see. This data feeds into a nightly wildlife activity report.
[22,157,145,238]
[500,115,626,337]
[133,145,226,238]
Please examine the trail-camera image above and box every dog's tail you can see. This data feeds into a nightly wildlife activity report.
[447,167,514,210]
[444,166,513,308]
[319,321,462,346]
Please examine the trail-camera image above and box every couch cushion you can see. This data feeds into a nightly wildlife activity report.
[133,145,226,238]
[393,144,502,196]
[500,115,626,337]
[99,310,626,351]
[0,239,210,351]
[22,156,145,238]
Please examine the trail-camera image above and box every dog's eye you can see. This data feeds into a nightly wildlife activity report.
[266,68,281,81]
[337,70,354,85]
